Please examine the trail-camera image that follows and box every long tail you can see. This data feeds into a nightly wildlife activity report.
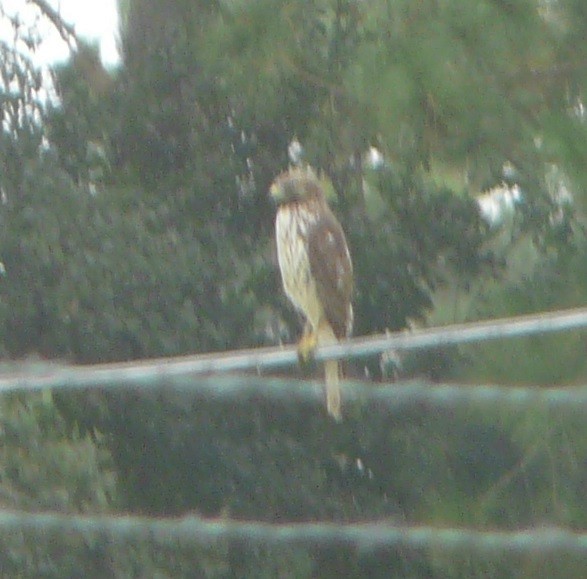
[318,324,342,421]
[324,359,342,421]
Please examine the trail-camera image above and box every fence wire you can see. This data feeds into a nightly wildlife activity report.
[4,371,587,414]
[2,307,587,560]
[0,307,587,396]
[1,509,587,557]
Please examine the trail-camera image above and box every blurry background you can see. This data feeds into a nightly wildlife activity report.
[1,0,587,576]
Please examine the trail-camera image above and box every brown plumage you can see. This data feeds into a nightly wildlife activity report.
[270,167,353,420]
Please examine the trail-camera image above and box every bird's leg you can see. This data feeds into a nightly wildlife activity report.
[297,321,317,365]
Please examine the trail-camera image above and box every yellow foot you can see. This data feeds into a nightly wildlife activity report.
[297,331,318,365]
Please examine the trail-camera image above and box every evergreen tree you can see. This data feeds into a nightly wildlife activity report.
[2,1,587,575]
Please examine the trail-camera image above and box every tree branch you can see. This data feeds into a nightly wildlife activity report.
[27,0,78,51]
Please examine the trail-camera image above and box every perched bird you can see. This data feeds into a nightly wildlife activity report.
[270,167,353,420]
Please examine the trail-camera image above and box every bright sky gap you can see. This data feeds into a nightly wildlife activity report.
[2,0,120,66]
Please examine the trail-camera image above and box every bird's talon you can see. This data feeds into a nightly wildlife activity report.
[297,332,318,365]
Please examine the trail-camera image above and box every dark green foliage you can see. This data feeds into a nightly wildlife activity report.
[0,389,118,578]
[0,390,116,513]
[456,236,587,385]
[4,381,585,577]
[352,166,493,335]
[2,0,587,575]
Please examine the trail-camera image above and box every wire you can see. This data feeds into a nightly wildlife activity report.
[2,310,587,557]
[1,307,587,396]
[2,509,587,557]
[2,364,587,415]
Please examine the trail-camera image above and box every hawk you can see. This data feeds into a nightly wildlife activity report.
[270,167,353,420]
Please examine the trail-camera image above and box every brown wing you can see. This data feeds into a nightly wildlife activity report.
[307,209,353,339]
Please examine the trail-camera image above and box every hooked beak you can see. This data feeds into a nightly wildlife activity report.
[269,182,283,203]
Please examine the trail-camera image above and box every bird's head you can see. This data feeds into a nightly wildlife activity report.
[270,166,325,205]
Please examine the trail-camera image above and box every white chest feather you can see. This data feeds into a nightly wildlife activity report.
[275,205,324,328]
